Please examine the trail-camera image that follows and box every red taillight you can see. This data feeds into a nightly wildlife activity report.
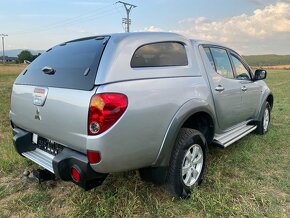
[71,167,81,182]
[87,150,101,164]
[88,93,128,135]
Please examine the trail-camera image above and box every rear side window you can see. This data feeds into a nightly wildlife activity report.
[131,42,188,68]
[203,47,215,70]
[15,37,109,91]
[210,48,234,79]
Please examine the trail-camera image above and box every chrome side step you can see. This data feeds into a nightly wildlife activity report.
[22,148,54,173]
[214,125,257,148]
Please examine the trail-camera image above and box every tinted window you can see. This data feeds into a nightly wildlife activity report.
[15,37,109,90]
[210,48,234,78]
[131,42,188,68]
[231,55,251,80]
[204,47,215,70]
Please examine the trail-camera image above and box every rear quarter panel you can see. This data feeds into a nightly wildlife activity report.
[88,76,211,173]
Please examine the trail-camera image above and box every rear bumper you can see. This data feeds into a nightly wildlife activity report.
[13,127,107,190]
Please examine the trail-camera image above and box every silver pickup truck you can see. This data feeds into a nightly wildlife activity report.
[10,32,273,197]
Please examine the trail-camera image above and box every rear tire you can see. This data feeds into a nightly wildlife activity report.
[166,128,208,198]
[256,102,271,135]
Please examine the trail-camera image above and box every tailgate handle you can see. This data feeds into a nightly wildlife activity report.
[42,66,55,75]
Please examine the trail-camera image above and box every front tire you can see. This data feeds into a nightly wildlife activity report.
[166,128,208,198]
[256,102,271,135]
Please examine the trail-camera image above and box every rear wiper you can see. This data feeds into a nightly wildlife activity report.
[83,67,90,76]
[42,66,55,75]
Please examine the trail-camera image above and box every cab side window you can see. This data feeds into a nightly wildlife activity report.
[210,48,234,79]
[204,47,215,70]
[231,55,251,80]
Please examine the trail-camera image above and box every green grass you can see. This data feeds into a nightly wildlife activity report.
[243,54,290,67]
[0,65,289,217]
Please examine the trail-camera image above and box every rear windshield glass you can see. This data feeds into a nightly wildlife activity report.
[15,37,109,90]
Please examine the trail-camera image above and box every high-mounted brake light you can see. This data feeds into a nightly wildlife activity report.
[88,93,128,135]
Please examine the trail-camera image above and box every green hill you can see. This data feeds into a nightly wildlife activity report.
[243,54,290,66]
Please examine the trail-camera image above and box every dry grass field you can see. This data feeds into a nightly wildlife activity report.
[260,65,290,70]
[0,64,289,217]
[0,64,26,75]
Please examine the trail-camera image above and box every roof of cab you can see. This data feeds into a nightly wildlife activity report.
[109,32,189,43]
[62,32,189,45]
[61,32,226,48]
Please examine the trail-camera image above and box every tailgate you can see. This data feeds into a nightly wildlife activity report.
[10,84,96,154]
[9,36,109,154]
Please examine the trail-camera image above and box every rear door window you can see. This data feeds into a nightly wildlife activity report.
[203,47,215,70]
[15,37,109,90]
[131,42,188,68]
[210,48,234,79]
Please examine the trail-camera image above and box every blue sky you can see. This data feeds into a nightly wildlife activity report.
[1,0,289,54]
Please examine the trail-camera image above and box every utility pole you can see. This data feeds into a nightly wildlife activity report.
[0,34,8,64]
[116,1,137,32]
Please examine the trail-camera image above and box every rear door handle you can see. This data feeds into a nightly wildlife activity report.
[241,86,247,92]
[215,85,225,92]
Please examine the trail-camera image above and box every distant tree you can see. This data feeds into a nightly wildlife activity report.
[32,53,42,61]
[17,50,34,63]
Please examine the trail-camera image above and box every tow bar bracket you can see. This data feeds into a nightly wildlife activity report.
[32,169,56,183]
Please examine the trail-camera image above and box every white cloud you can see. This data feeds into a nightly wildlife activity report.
[142,2,290,54]
[143,26,165,32]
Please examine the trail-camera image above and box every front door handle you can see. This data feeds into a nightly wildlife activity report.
[215,85,225,92]
[241,86,247,92]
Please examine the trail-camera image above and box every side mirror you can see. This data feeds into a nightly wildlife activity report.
[254,69,267,81]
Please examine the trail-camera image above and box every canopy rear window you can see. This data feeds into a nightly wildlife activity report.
[15,36,109,90]
[131,42,188,68]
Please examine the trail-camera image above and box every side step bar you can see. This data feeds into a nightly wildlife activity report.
[22,148,54,173]
[214,125,257,148]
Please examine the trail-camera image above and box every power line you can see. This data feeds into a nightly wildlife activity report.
[10,5,112,34]
[0,34,8,64]
[116,1,137,32]
[10,4,122,35]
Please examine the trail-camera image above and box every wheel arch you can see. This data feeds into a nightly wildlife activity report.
[153,99,215,167]
[257,92,274,122]
[266,93,274,111]
[182,111,215,144]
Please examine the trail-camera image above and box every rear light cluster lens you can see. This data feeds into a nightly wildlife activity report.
[88,93,128,135]
[87,150,101,164]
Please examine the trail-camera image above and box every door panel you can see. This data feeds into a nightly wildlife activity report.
[202,47,243,130]
[230,54,261,120]
[240,81,262,120]
[211,77,243,129]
